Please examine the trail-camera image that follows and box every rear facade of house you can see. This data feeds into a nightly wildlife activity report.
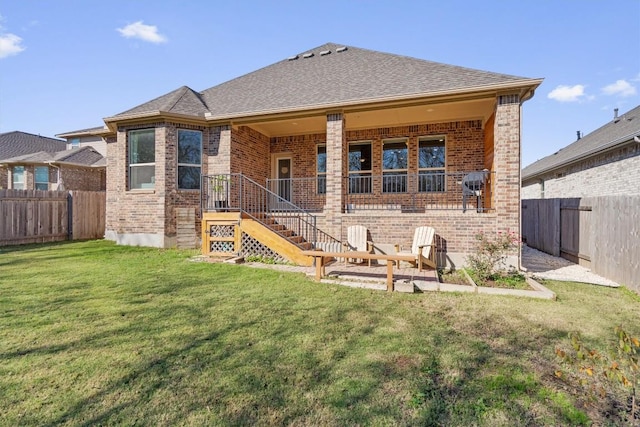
[101,43,542,268]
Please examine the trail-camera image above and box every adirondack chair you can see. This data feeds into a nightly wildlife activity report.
[394,226,437,271]
[343,225,374,266]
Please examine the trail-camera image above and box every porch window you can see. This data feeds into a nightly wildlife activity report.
[128,129,155,190]
[316,144,326,194]
[12,166,24,190]
[418,137,446,192]
[177,129,202,190]
[348,142,372,194]
[382,139,408,193]
[35,166,49,191]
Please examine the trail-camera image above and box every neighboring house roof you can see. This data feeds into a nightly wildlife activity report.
[108,42,542,122]
[522,105,640,180]
[56,126,112,138]
[0,131,67,161]
[0,146,105,167]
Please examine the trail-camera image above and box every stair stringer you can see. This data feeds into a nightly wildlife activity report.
[240,218,313,266]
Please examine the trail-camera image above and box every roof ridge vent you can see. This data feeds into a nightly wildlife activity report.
[302,52,314,59]
[287,54,299,61]
[336,46,348,53]
[320,50,331,56]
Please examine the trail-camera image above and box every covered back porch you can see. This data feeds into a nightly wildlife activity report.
[203,93,522,267]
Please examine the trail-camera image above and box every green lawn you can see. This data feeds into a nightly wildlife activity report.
[1,240,638,426]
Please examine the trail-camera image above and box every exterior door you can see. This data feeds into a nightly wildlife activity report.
[270,154,292,210]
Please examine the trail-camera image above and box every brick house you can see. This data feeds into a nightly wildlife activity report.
[0,131,105,191]
[100,43,542,268]
[0,145,106,191]
[522,105,640,198]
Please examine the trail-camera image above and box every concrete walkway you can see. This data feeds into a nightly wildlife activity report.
[521,245,620,288]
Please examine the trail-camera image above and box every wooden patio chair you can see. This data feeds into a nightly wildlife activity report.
[394,226,437,271]
[343,225,374,266]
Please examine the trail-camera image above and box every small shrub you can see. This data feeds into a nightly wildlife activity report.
[466,231,519,286]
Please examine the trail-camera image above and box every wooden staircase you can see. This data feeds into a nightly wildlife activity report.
[202,212,316,266]
[200,174,341,266]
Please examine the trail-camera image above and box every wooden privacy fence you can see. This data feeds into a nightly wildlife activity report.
[522,196,640,292]
[0,190,106,246]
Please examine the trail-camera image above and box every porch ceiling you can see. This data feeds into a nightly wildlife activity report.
[239,97,496,138]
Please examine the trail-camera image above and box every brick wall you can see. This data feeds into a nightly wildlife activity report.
[522,143,640,198]
[106,122,210,247]
[232,126,270,184]
[0,164,102,191]
[60,166,105,191]
[106,124,167,246]
[0,167,7,189]
[493,96,522,263]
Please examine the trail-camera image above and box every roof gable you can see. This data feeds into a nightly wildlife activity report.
[116,85,209,118]
[523,104,640,179]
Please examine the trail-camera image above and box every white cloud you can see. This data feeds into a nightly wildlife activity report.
[0,33,25,59]
[117,21,167,44]
[602,79,637,97]
[547,85,587,102]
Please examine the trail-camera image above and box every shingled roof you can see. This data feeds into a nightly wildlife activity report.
[522,105,640,180]
[109,42,541,121]
[0,146,105,167]
[0,131,67,160]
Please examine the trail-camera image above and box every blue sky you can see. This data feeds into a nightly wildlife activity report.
[1,1,638,167]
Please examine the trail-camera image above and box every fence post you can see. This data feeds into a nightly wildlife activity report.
[552,198,561,257]
[67,191,73,240]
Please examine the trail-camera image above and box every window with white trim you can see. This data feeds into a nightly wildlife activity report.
[316,144,326,194]
[177,129,202,190]
[35,166,49,191]
[382,139,408,193]
[70,138,80,149]
[128,129,155,190]
[418,137,446,192]
[12,166,24,190]
[348,142,372,193]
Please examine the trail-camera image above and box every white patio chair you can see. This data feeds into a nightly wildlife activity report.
[395,226,437,271]
[343,225,373,266]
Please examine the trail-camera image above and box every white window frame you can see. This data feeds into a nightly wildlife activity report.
[128,129,155,190]
[177,129,202,190]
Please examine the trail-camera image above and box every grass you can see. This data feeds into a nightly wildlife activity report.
[1,240,639,426]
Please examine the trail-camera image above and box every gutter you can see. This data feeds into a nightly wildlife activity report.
[104,78,544,127]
